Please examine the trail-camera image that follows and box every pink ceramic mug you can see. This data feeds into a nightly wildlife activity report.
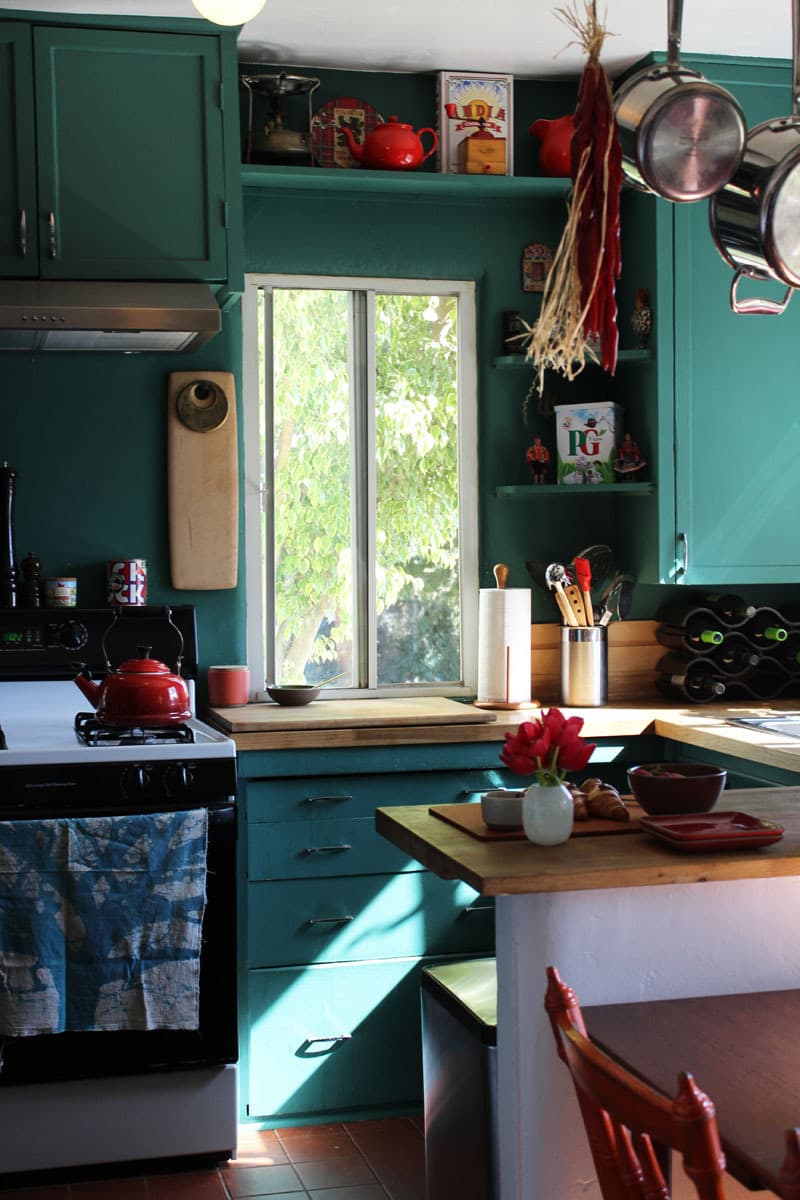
[208,665,250,707]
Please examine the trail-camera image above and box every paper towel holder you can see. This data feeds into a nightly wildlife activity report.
[474,563,540,711]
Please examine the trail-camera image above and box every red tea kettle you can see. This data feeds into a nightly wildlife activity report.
[74,609,191,728]
[339,115,438,170]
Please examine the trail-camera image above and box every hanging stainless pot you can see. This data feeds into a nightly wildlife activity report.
[709,0,800,314]
[614,0,746,201]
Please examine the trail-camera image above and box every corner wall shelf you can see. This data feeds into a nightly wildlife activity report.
[492,349,653,370]
[241,164,572,202]
[495,483,655,497]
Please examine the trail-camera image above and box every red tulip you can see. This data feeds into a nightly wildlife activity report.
[499,707,595,784]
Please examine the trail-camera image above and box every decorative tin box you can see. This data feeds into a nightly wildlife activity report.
[436,71,513,175]
[554,402,623,485]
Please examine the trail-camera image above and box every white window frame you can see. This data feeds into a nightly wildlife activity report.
[242,273,479,699]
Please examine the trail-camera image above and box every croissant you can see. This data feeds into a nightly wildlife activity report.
[584,779,629,822]
[566,782,588,821]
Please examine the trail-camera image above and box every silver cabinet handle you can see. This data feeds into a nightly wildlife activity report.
[676,531,689,578]
[18,210,26,257]
[303,843,352,854]
[48,211,57,259]
[459,788,484,798]
[306,1033,352,1045]
[464,904,494,915]
[304,793,353,804]
[307,915,354,926]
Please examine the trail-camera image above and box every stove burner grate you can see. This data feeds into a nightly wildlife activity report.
[74,712,195,747]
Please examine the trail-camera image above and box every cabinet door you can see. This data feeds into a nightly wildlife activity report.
[673,61,799,585]
[33,26,227,281]
[0,24,38,276]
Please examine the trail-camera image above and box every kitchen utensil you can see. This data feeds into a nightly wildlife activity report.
[168,372,238,590]
[638,811,784,851]
[545,562,579,627]
[564,583,588,626]
[525,559,554,593]
[240,72,321,165]
[339,115,438,170]
[310,96,384,168]
[613,0,746,201]
[574,544,613,596]
[627,763,727,814]
[709,0,800,314]
[73,608,191,728]
[573,557,595,625]
[598,573,635,625]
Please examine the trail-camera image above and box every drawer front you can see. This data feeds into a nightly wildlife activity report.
[248,816,418,880]
[248,873,494,966]
[244,768,515,824]
[248,955,474,1119]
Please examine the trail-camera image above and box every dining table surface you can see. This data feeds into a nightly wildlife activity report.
[585,988,800,1196]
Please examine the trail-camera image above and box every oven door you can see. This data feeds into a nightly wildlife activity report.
[0,802,237,1086]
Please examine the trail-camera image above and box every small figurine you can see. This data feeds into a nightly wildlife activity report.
[614,432,647,481]
[526,436,550,484]
[630,288,653,350]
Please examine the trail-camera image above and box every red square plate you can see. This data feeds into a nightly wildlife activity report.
[639,811,784,853]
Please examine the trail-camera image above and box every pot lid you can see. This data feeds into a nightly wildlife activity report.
[114,646,172,675]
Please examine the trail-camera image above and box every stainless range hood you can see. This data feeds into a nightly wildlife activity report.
[0,281,222,352]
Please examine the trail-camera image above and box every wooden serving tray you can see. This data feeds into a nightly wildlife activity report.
[429,800,646,842]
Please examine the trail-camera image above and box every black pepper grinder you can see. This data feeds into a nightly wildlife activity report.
[21,552,41,608]
[0,462,17,609]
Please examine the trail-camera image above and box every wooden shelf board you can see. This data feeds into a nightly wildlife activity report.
[492,349,653,369]
[241,163,572,201]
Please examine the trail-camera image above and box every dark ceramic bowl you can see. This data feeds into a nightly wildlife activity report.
[266,685,321,707]
[627,763,727,816]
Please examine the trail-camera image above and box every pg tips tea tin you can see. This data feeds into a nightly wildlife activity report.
[108,559,147,606]
[554,402,622,484]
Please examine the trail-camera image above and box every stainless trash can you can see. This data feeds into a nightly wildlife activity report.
[421,958,498,1200]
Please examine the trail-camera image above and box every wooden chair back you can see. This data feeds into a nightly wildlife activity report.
[544,966,727,1200]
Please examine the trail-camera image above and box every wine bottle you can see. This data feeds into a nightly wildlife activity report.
[657,661,726,703]
[702,593,757,623]
[773,635,800,671]
[738,659,790,700]
[711,640,760,675]
[656,610,725,653]
[742,610,789,646]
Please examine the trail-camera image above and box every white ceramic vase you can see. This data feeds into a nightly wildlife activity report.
[521,781,573,846]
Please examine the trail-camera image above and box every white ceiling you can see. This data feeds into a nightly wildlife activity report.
[0,0,792,80]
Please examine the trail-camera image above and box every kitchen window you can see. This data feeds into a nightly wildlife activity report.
[242,274,478,698]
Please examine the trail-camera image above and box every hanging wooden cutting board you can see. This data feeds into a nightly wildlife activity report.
[167,371,238,590]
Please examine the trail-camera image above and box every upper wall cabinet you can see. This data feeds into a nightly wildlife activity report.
[0,19,238,283]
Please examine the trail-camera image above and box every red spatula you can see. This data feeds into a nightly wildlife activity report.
[573,557,594,626]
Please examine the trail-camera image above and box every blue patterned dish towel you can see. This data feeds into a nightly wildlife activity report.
[0,808,208,1035]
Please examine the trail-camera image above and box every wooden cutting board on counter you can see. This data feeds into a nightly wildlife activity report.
[167,371,238,590]
[211,696,498,733]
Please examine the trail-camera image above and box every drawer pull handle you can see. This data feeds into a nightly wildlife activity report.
[459,788,484,798]
[303,843,352,854]
[48,211,57,259]
[306,1033,352,1045]
[18,209,26,257]
[304,794,353,804]
[307,915,354,927]
[464,904,494,915]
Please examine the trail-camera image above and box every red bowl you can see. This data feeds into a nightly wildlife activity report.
[627,763,727,816]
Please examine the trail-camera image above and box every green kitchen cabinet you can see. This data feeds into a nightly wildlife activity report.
[670,57,800,586]
[0,24,37,275]
[0,14,241,284]
[239,752,503,1124]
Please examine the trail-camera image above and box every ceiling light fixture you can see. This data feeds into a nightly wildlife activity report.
[191,0,267,25]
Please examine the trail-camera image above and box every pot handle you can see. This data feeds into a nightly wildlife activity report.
[730,271,794,315]
[667,0,684,69]
[101,604,185,673]
[416,127,439,162]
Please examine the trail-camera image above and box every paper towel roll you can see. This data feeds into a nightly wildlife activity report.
[477,588,532,706]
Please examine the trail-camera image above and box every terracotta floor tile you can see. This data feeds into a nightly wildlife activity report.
[222,1162,304,1197]
[308,1188,387,1200]
[345,1119,424,1164]
[293,1157,377,1192]
[366,1162,426,1200]
[277,1131,360,1163]
[147,1168,228,1199]
[72,1180,149,1199]
[231,1130,290,1167]
[276,1124,346,1142]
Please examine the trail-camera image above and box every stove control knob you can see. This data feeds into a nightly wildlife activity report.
[121,763,151,798]
[58,620,88,651]
[164,763,194,796]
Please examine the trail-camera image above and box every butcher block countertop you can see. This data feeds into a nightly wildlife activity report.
[375,787,800,896]
[206,695,800,773]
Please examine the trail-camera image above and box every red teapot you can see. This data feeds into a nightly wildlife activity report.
[74,609,191,727]
[529,115,575,178]
[340,115,438,171]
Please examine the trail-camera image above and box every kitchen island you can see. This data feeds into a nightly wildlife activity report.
[376,788,800,1200]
